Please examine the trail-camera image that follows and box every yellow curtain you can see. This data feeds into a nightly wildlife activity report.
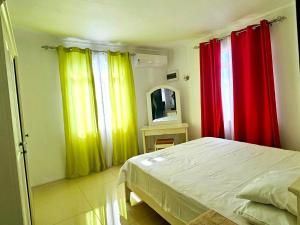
[108,52,139,165]
[57,46,106,178]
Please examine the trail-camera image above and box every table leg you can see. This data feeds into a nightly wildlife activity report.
[142,131,147,154]
[125,183,131,202]
[185,128,189,142]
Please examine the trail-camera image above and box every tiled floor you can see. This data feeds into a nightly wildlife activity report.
[32,166,169,225]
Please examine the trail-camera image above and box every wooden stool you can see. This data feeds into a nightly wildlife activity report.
[154,138,175,151]
[188,210,237,225]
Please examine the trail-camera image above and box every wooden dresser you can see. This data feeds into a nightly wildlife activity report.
[140,123,189,153]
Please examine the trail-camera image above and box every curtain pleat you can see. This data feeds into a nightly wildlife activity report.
[200,39,225,138]
[107,51,139,165]
[57,46,106,178]
[231,20,280,147]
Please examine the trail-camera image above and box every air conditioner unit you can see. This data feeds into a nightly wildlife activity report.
[134,54,168,68]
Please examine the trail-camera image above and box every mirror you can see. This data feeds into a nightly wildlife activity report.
[146,85,182,125]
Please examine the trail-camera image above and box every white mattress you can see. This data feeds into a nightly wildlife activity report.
[118,137,300,224]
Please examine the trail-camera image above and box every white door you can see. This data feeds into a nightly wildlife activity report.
[4,38,32,225]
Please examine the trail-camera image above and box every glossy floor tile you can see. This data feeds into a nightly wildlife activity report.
[32,166,169,225]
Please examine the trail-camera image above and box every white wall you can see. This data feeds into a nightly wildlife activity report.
[167,2,300,150]
[167,47,201,140]
[133,66,167,151]
[270,4,300,150]
[14,27,66,187]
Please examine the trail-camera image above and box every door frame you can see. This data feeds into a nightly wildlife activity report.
[13,56,34,224]
[0,1,33,224]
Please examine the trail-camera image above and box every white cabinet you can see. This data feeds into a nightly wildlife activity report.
[0,1,32,225]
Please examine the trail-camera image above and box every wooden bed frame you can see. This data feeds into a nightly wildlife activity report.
[124,180,300,225]
[125,183,187,225]
[125,182,208,225]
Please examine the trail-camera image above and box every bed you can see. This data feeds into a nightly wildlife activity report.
[118,137,300,224]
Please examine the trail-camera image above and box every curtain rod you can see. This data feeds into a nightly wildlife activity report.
[41,45,136,56]
[193,16,287,49]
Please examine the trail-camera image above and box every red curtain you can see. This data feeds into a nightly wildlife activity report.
[200,39,225,138]
[231,20,280,147]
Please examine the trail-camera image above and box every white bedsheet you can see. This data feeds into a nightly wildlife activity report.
[118,138,300,224]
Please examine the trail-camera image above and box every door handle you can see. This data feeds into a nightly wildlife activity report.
[19,142,27,154]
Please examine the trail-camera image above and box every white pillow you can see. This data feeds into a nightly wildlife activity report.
[235,201,296,225]
[236,168,300,216]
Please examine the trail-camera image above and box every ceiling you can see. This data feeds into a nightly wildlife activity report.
[8,0,293,46]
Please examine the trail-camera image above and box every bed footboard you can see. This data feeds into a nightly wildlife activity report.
[125,183,131,202]
[124,182,186,225]
[289,178,300,225]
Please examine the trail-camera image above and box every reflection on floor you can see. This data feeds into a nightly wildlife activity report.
[32,166,169,225]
